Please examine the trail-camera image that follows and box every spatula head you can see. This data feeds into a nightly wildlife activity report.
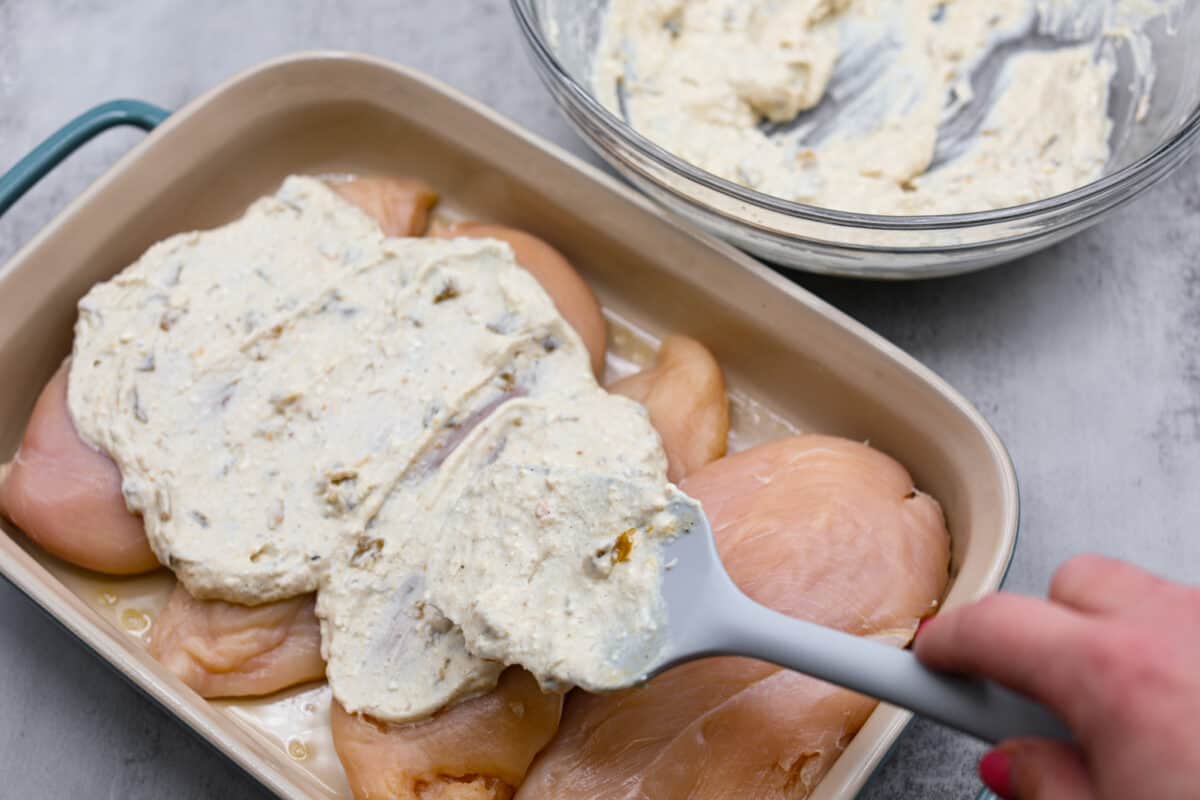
[605,501,738,687]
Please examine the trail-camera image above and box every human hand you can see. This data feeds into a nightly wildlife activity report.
[915,554,1200,799]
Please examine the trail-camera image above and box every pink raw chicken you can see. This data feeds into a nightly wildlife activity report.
[331,668,563,800]
[0,364,157,574]
[330,175,439,238]
[610,334,729,482]
[148,584,325,698]
[517,435,950,799]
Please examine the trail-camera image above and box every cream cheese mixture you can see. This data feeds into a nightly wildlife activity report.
[594,0,1158,215]
[68,176,697,721]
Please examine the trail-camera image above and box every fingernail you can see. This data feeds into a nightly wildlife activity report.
[979,749,1014,799]
[915,617,933,638]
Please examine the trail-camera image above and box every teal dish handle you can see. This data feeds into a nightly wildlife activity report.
[0,99,170,217]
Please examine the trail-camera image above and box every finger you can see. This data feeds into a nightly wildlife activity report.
[915,594,1087,709]
[1000,738,1094,800]
[0,461,12,512]
[1049,554,1168,616]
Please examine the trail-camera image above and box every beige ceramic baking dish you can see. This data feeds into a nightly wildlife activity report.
[0,52,1018,799]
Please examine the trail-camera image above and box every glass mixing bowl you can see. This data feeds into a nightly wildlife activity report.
[512,0,1200,278]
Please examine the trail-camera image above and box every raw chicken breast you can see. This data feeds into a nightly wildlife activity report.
[0,363,157,574]
[434,222,607,377]
[332,667,563,800]
[149,583,325,698]
[685,435,949,640]
[518,435,950,799]
[521,660,877,799]
[331,175,439,237]
[610,335,729,481]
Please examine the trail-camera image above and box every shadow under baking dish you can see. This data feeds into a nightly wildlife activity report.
[0,52,1018,800]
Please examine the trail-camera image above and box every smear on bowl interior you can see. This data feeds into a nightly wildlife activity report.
[594,0,1176,215]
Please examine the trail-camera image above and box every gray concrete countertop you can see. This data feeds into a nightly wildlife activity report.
[1,2,1197,798]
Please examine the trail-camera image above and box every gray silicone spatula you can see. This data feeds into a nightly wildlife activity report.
[631,502,1071,745]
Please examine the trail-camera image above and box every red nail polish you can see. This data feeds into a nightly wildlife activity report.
[979,749,1014,799]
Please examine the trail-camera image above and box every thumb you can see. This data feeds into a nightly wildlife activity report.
[980,739,1094,800]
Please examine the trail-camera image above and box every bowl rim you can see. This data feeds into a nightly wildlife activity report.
[512,0,1200,233]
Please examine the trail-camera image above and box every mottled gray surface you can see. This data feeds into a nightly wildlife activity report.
[1,2,1197,798]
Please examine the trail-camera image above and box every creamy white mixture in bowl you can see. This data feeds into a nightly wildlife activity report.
[513,0,1200,277]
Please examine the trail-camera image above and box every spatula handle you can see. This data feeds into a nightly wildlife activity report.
[717,590,1071,744]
